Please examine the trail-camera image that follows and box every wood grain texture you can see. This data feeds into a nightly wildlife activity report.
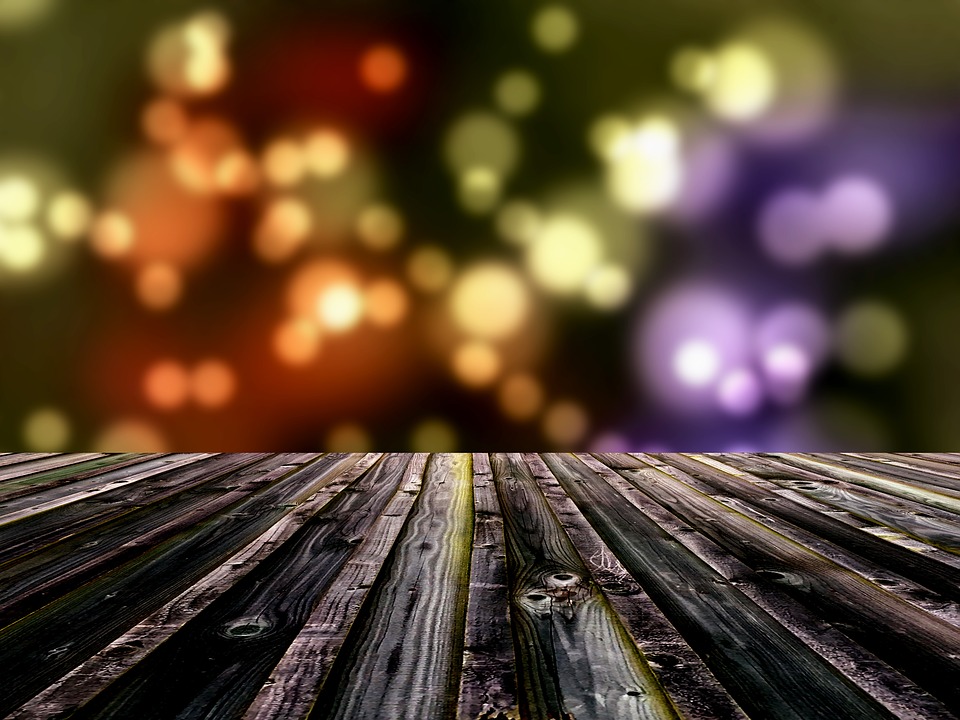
[457,453,519,720]
[527,453,747,720]
[3,452,960,720]
[11,454,378,720]
[66,454,411,720]
[492,453,679,720]
[610,453,960,714]
[0,453,358,716]
[244,454,425,720]
[311,453,475,720]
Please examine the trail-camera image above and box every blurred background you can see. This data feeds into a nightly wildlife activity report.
[1,0,959,451]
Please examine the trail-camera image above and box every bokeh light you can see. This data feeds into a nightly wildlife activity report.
[835,301,909,377]
[0,2,954,450]
[22,407,70,451]
[450,262,530,339]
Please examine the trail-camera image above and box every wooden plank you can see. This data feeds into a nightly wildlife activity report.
[64,454,413,719]
[491,452,679,720]
[0,453,209,525]
[0,453,56,470]
[0,453,265,567]
[0,452,363,716]
[812,453,960,497]
[12,454,381,720]
[854,453,960,482]
[604,453,960,714]
[545,452,896,720]
[457,452,519,720]
[0,454,309,629]
[244,454,425,720]
[713,453,960,558]
[526,453,747,720]
[649,453,960,605]
[0,453,108,484]
[0,454,148,503]
[311,453,475,720]
[770,453,960,517]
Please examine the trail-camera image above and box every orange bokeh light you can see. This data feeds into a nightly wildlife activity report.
[136,262,183,311]
[359,44,407,93]
[143,359,190,410]
[190,358,236,409]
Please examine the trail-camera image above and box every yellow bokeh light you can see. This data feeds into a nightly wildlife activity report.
[0,224,45,272]
[444,112,519,178]
[254,197,313,263]
[22,407,70,451]
[143,359,190,410]
[531,5,579,53]
[704,42,777,122]
[0,0,56,31]
[452,340,502,388]
[356,203,403,250]
[0,175,40,222]
[148,12,231,97]
[365,278,409,328]
[273,317,321,366]
[498,372,544,421]
[410,418,457,452]
[542,400,589,445]
[604,116,684,213]
[327,423,372,452]
[191,358,236,409]
[450,262,530,340]
[91,211,135,259]
[836,301,909,377]
[136,262,183,311]
[46,191,92,241]
[671,47,717,92]
[526,213,602,294]
[494,70,541,116]
[305,129,350,178]
[262,138,306,187]
[458,167,501,214]
[94,419,168,452]
[317,281,365,332]
[496,200,541,246]
[584,263,632,310]
[407,245,453,293]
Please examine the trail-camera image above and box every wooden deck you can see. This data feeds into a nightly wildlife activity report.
[1,452,960,719]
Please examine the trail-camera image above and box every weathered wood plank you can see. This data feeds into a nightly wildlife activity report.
[0,453,264,567]
[853,453,960,482]
[457,452,519,720]
[0,453,209,525]
[0,455,309,629]
[0,452,362,716]
[527,453,747,720]
[649,453,960,605]
[548,452,896,720]
[0,453,148,504]
[606,454,960,714]
[812,453,960,497]
[311,453,474,720]
[0,453,56,469]
[244,454,425,720]
[770,453,960,517]
[712,453,960,558]
[0,453,107,484]
[491,453,679,720]
[12,454,381,720]
[66,454,413,720]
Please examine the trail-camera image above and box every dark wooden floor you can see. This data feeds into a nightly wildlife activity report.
[1,452,960,719]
